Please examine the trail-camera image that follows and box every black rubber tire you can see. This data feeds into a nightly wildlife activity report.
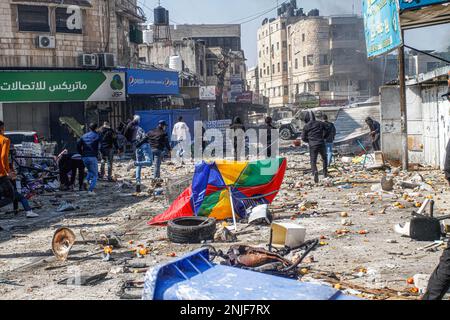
[167,217,217,244]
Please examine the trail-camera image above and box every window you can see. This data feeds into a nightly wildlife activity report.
[282,22,286,29]
[260,69,263,77]
[302,34,305,42]
[307,55,314,66]
[277,42,280,50]
[295,59,298,69]
[277,63,280,73]
[320,81,330,92]
[303,56,306,67]
[284,86,289,95]
[283,62,288,72]
[207,61,214,76]
[56,7,82,34]
[272,64,275,74]
[296,84,299,94]
[271,44,274,52]
[267,66,269,75]
[259,51,261,58]
[282,41,287,48]
[200,60,204,76]
[320,54,329,66]
[18,5,50,32]
[288,44,292,61]
[307,82,315,92]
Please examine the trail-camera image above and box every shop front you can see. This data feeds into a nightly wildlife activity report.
[0,70,126,152]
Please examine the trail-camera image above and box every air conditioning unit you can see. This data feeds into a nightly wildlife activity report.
[78,54,98,68]
[36,35,55,49]
[97,53,116,68]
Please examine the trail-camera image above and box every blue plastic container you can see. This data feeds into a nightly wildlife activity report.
[143,248,360,300]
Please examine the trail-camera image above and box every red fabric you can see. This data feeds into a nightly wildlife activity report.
[148,187,194,225]
[238,159,287,203]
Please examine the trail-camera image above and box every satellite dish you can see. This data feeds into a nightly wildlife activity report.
[52,228,76,262]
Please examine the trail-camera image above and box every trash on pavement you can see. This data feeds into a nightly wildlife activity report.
[248,204,272,225]
[271,222,306,248]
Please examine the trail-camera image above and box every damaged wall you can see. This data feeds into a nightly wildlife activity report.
[380,83,450,169]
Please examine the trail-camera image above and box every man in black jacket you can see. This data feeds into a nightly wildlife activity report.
[147,121,172,180]
[365,117,381,151]
[99,121,119,181]
[301,111,328,184]
[323,115,336,166]
[423,138,450,300]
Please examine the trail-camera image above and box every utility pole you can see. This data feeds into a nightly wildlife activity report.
[398,29,409,171]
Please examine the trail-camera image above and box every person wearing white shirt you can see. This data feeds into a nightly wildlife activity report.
[171,117,191,165]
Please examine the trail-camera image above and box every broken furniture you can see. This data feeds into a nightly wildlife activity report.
[394,199,450,241]
[142,248,359,300]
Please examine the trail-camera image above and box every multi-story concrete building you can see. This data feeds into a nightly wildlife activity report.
[288,15,375,106]
[257,12,379,109]
[170,24,241,51]
[0,0,146,150]
[140,23,247,104]
[139,39,207,85]
[257,16,292,108]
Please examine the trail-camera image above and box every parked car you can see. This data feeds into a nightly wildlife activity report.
[4,131,39,147]
[277,107,342,140]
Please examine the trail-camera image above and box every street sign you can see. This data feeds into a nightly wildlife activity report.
[199,86,216,100]
[0,71,125,103]
[400,0,450,10]
[362,0,403,58]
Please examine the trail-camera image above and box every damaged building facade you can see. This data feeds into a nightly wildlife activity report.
[380,66,450,169]
[0,0,146,150]
[139,24,247,107]
[256,5,381,109]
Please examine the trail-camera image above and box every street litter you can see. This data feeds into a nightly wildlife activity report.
[248,204,272,225]
[58,272,109,286]
[56,201,78,212]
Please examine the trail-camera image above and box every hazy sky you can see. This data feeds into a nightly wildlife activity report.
[139,0,450,67]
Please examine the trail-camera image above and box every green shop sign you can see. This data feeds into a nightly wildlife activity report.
[0,71,126,103]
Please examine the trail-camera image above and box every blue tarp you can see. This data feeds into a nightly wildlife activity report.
[136,109,201,141]
[143,248,360,300]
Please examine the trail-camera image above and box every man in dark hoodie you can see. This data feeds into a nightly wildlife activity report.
[423,138,450,300]
[99,121,119,182]
[365,117,381,151]
[301,111,328,184]
[77,123,101,195]
[229,117,246,161]
[147,120,172,180]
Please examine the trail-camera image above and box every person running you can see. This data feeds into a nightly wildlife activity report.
[125,115,153,193]
[77,123,101,195]
[323,114,336,166]
[422,138,450,300]
[171,116,191,166]
[99,121,119,182]
[365,117,381,151]
[0,121,17,214]
[57,149,85,191]
[301,111,328,184]
[148,121,172,181]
